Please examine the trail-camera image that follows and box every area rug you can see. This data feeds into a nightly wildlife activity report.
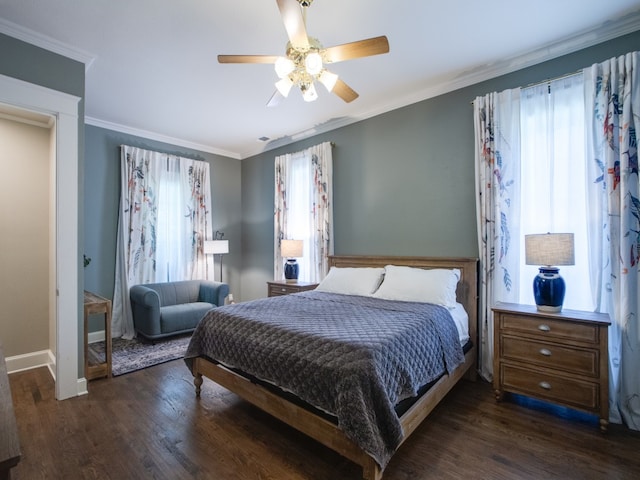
[88,334,192,376]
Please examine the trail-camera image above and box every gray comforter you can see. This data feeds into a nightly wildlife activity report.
[184,290,464,468]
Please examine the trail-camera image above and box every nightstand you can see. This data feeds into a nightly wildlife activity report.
[267,280,318,297]
[492,302,610,431]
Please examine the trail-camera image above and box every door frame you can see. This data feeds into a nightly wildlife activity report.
[0,73,81,400]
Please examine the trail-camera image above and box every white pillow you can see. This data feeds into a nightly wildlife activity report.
[372,265,460,307]
[315,267,385,296]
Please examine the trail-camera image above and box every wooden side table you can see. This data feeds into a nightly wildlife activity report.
[492,302,610,431]
[84,291,112,380]
[267,280,319,297]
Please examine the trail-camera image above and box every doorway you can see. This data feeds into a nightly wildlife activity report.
[0,73,80,400]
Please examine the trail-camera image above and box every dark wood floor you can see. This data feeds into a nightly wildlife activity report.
[7,360,640,480]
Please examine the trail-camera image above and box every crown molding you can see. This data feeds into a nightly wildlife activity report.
[0,18,96,72]
[242,8,640,159]
[3,8,636,159]
[85,116,242,160]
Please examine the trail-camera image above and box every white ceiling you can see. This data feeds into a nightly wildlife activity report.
[1,0,639,159]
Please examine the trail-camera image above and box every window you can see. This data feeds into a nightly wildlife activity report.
[155,157,188,282]
[285,151,313,279]
[274,142,333,282]
[113,145,213,338]
[518,74,593,311]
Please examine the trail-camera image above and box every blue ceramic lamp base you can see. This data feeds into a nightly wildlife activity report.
[533,267,566,313]
[284,259,299,283]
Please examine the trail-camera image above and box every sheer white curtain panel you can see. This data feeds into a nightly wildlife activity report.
[518,74,592,311]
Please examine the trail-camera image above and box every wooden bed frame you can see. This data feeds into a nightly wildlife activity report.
[191,255,479,480]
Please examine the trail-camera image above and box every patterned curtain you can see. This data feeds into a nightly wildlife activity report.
[274,151,291,281]
[181,158,213,280]
[112,146,213,339]
[308,141,334,279]
[274,141,333,282]
[473,89,522,380]
[584,51,640,429]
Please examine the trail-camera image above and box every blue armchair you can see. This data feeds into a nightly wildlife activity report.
[130,280,229,341]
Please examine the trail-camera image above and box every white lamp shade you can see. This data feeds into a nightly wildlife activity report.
[204,239,229,255]
[281,239,303,258]
[274,57,295,78]
[525,233,574,266]
[304,52,323,75]
[275,77,294,97]
[319,70,338,92]
[302,83,318,102]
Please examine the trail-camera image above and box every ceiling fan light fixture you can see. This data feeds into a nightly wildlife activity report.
[304,51,323,75]
[275,57,295,78]
[302,83,318,102]
[275,76,294,97]
[319,70,338,92]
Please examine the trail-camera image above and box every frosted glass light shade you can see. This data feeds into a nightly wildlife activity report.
[275,77,294,97]
[302,83,318,102]
[304,52,323,75]
[275,57,295,78]
[319,70,338,92]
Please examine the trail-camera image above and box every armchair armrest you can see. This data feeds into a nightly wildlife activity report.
[199,281,230,307]
[130,285,161,308]
[130,285,161,337]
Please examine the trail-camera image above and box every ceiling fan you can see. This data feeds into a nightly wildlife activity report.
[217,0,390,106]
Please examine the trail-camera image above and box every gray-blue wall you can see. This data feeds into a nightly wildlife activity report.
[83,125,242,325]
[3,28,639,330]
[240,30,640,301]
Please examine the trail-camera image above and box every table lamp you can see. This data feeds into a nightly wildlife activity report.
[281,239,303,283]
[204,231,229,282]
[525,233,575,312]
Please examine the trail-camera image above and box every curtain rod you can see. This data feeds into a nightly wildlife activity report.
[470,69,582,104]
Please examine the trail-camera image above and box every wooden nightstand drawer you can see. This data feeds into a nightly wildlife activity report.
[267,281,318,297]
[269,284,296,296]
[499,313,600,344]
[501,364,600,412]
[501,335,600,377]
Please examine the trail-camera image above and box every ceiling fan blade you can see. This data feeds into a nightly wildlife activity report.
[218,55,280,64]
[267,90,285,107]
[324,36,390,63]
[332,79,359,103]
[276,0,309,49]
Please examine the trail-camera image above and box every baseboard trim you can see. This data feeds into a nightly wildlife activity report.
[6,349,53,374]
[7,349,88,397]
[88,330,106,344]
[77,377,88,396]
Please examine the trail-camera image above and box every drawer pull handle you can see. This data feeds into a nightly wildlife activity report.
[539,381,552,390]
[538,324,551,332]
[539,348,552,356]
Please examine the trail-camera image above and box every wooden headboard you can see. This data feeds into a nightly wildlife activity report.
[328,255,479,347]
